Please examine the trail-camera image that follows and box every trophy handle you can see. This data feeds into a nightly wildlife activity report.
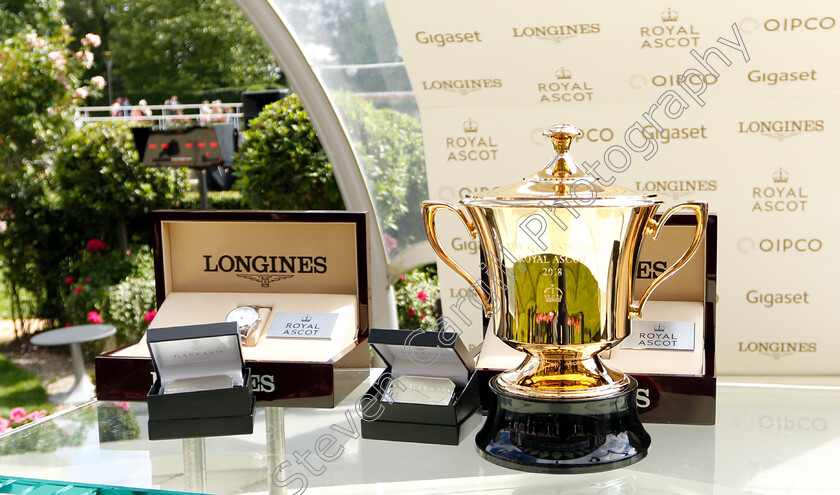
[422,200,493,315]
[629,202,708,319]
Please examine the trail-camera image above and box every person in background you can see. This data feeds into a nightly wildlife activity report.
[199,99,212,126]
[210,99,227,123]
[137,99,152,118]
[121,97,131,118]
[110,97,122,117]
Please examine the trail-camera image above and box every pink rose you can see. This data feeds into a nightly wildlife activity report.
[73,286,84,294]
[417,290,428,302]
[73,86,90,100]
[87,311,103,324]
[144,311,157,323]
[9,407,26,423]
[114,402,130,411]
[382,233,398,254]
[64,276,74,285]
[26,410,46,421]
[86,238,106,252]
[408,307,415,318]
[91,75,106,89]
[0,417,10,433]
[84,33,102,48]
[420,314,426,319]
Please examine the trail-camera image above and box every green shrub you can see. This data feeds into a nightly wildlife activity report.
[234,93,344,210]
[177,190,243,210]
[333,92,426,250]
[101,247,156,347]
[53,121,190,248]
[394,264,439,331]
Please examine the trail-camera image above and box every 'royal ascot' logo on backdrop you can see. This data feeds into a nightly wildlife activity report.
[640,8,701,49]
[511,21,600,43]
[537,67,595,103]
[445,118,499,162]
[737,119,823,142]
[202,254,327,287]
[634,179,717,200]
[420,77,503,96]
[738,341,817,360]
[750,168,808,213]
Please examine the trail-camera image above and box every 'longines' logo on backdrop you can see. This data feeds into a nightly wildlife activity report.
[537,67,594,103]
[203,254,327,286]
[737,119,824,141]
[738,341,817,360]
[640,8,700,49]
[421,78,503,96]
[738,16,835,34]
[444,118,499,162]
[750,168,808,213]
[634,179,717,200]
[511,22,600,43]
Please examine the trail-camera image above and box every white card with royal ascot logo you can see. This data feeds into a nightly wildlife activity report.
[621,321,695,351]
[267,312,338,340]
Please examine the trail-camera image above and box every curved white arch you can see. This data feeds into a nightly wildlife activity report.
[235,0,398,327]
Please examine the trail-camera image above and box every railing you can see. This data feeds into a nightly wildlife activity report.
[74,102,245,130]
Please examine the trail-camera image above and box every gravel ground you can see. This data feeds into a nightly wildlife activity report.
[5,341,91,397]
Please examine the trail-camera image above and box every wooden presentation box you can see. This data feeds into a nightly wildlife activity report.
[96,210,371,408]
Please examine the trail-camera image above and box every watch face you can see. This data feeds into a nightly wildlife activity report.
[226,306,260,334]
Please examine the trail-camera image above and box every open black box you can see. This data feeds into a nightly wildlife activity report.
[146,322,255,440]
[360,329,480,446]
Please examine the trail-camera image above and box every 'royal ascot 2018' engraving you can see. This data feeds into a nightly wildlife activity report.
[640,8,700,49]
[537,67,594,103]
[751,168,808,213]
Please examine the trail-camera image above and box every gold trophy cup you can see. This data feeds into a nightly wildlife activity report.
[423,124,707,473]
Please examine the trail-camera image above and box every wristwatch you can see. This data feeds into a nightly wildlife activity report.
[226,306,262,344]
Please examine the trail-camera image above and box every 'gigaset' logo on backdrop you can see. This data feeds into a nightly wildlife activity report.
[420,78,503,96]
[202,254,327,286]
[737,119,824,141]
[738,341,817,360]
[751,168,808,213]
[537,67,594,103]
[640,8,701,49]
[511,22,600,43]
[444,118,499,162]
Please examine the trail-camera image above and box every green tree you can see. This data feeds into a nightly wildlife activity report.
[82,0,281,101]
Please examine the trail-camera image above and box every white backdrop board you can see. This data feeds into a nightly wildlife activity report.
[384,0,840,374]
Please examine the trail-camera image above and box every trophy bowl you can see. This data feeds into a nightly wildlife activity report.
[423,124,708,473]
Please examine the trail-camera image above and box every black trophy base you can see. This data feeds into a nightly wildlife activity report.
[476,376,651,474]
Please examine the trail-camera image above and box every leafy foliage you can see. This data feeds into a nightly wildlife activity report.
[394,265,439,331]
[101,249,157,347]
[234,93,344,210]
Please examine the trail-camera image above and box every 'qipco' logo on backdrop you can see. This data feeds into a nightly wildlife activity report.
[537,67,594,103]
[737,237,823,254]
[444,118,499,162]
[629,72,718,89]
[511,22,600,43]
[750,168,808,213]
[640,8,700,49]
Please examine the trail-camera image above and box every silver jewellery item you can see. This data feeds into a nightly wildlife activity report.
[383,375,456,406]
[226,306,262,344]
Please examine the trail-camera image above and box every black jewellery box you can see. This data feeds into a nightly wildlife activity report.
[146,321,255,440]
[360,329,481,446]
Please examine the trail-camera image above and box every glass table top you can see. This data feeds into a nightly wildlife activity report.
[0,374,838,494]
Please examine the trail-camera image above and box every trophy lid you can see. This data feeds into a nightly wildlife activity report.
[462,124,659,207]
